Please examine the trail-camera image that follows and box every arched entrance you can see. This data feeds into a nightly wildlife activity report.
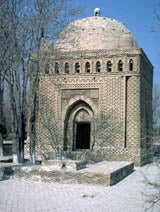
[75,122,90,149]
[63,100,95,151]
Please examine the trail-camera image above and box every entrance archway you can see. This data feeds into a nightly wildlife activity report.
[75,122,91,149]
[63,100,95,151]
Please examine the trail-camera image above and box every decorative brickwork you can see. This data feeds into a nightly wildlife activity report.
[32,14,153,166]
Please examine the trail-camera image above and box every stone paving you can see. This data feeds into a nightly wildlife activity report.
[0,163,159,212]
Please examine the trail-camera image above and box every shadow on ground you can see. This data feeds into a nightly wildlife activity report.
[0,166,14,181]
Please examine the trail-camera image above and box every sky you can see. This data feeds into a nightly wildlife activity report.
[71,0,160,85]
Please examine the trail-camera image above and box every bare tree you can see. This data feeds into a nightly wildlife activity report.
[28,0,83,164]
[143,8,160,208]
[142,85,160,210]
[2,0,33,163]
[0,0,83,163]
[142,163,160,211]
[0,0,14,155]
[3,90,12,138]
[152,83,160,128]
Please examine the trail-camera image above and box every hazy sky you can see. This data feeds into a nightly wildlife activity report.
[72,0,160,84]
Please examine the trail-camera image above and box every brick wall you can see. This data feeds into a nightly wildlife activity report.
[32,49,153,166]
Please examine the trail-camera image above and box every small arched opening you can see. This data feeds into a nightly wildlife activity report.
[118,60,123,72]
[85,62,90,73]
[55,62,60,74]
[45,63,49,74]
[65,62,69,73]
[96,61,101,72]
[75,62,80,73]
[129,59,133,71]
[107,60,112,72]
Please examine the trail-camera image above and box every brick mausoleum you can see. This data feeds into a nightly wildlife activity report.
[33,8,153,166]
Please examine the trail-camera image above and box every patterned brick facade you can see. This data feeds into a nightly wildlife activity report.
[33,14,153,166]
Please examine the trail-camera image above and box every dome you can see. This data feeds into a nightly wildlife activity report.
[55,16,138,52]
[118,33,138,49]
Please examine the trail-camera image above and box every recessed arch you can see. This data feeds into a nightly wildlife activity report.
[129,59,133,71]
[107,60,112,72]
[85,61,90,73]
[45,63,49,74]
[96,61,101,72]
[62,95,97,117]
[64,62,69,73]
[63,99,96,151]
[55,62,60,74]
[118,60,123,72]
[75,62,80,73]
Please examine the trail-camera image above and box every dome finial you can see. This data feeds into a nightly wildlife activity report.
[94,8,100,16]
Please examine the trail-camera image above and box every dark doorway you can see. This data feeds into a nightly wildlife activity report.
[75,122,90,149]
